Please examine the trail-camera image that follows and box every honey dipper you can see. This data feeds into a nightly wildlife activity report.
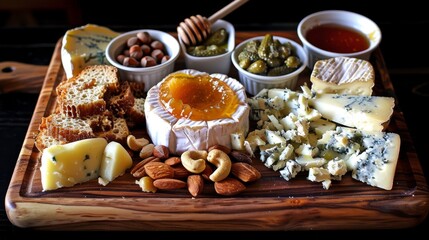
[177,0,249,46]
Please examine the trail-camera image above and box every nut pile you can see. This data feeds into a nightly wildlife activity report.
[116,31,171,67]
[127,135,262,197]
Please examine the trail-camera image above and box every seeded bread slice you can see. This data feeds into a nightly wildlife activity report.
[108,81,135,118]
[96,118,130,145]
[57,65,120,118]
[39,113,95,142]
[127,97,145,127]
[35,128,67,152]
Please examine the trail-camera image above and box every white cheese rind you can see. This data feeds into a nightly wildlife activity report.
[144,69,249,154]
[310,94,395,132]
[61,24,119,79]
[40,138,108,191]
[310,57,375,96]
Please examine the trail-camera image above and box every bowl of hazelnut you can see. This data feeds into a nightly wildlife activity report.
[106,29,180,92]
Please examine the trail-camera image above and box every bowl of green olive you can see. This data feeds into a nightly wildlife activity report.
[178,19,235,74]
[231,34,307,95]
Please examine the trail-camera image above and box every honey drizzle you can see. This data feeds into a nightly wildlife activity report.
[159,73,239,121]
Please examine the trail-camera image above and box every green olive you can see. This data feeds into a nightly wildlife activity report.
[247,59,267,74]
[239,58,252,69]
[285,56,301,68]
[266,57,282,68]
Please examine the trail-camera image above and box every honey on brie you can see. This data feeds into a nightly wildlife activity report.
[144,70,249,154]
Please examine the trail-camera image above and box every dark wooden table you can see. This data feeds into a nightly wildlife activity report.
[1,24,428,237]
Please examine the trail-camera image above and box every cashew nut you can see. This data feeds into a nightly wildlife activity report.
[127,135,149,151]
[207,149,231,182]
[181,150,207,173]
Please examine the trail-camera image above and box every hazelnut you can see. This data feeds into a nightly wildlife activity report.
[127,36,141,47]
[161,55,170,64]
[151,49,164,62]
[123,57,140,67]
[137,31,152,44]
[141,56,157,67]
[150,40,164,50]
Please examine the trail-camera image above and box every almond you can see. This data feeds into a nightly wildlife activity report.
[230,150,253,164]
[139,143,155,159]
[208,144,231,154]
[187,175,204,197]
[214,177,246,196]
[144,162,174,179]
[201,164,213,182]
[153,178,186,190]
[130,156,160,178]
[164,156,181,166]
[172,164,192,179]
[153,145,169,159]
[231,162,261,182]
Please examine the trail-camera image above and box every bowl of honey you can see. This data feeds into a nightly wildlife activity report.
[297,10,381,69]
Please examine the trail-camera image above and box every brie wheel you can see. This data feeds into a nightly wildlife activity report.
[145,69,250,154]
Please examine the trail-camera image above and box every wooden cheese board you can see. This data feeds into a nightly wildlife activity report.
[5,31,429,231]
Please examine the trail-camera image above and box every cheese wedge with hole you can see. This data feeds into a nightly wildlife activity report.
[61,24,119,79]
[40,138,108,191]
[144,69,249,154]
[310,57,375,96]
[309,93,395,132]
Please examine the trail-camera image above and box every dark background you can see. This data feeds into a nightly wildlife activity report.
[1,0,428,237]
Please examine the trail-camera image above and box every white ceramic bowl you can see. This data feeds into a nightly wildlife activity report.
[231,36,307,95]
[106,29,180,92]
[297,10,382,69]
[178,19,235,74]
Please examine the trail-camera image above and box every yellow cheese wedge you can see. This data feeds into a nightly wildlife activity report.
[99,141,133,184]
[40,138,108,191]
[61,24,119,79]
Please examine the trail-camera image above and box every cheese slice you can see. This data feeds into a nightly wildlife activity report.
[145,69,249,154]
[309,93,395,132]
[61,24,119,79]
[310,57,375,96]
[40,138,108,191]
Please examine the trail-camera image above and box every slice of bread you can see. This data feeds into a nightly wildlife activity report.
[57,65,120,118]
[108,81,135,118]
[35,128,67,152]
[126,98,145,127]
[96,117,130,145]
[39,113,95,142]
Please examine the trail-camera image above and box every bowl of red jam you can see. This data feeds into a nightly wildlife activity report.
[297,10,381,69]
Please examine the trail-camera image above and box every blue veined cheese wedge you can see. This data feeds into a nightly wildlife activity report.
[61,24,119,79]
[317,127,400,190]
[310,57,375,96]
[309,93,395,132]
[40,138,108,191]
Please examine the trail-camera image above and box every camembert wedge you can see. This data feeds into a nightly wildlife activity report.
[310,57,375,96]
